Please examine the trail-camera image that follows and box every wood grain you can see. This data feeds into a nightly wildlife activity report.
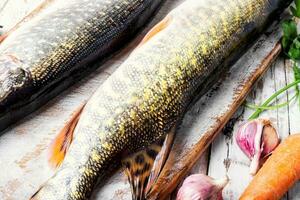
[1,1,300,200]
[0,0,185,199]
[208,38,300,200]
[0,0,57,43]
[148,33,282,200]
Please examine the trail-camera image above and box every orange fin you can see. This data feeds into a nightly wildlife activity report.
[48,102,86,168]
[146,127,175,194]
[0,35,7,44]
[138,15,172,47]
[122,126,175,200]
[0,25,6,43]
[0,0,55,44]
[0,32,6,44]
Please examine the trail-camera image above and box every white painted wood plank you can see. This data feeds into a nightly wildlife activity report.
[208,107,251,199]
[208,57,300,200]
[170,149,210,199]
[271,59,290,200]
[285,60,300,134]
[286,60,300,200]
[1,1,299,200]
[273,59,290,143]
[0,0,189,199]
[151,23,283,199]
[0,0,43,32]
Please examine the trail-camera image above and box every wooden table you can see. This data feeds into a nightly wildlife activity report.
[0,0,300,199]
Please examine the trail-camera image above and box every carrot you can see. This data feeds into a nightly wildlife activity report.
[240,134,300,200]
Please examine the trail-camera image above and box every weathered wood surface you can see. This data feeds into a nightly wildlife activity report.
[208,60,300,200]
[0,1,300,200]
[0,0,183,199]
[0,0,57,43]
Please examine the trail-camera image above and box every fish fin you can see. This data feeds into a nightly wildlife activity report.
[122,145,160,200]
[138,15,172,47]
[0,34,7,43]
[0,25,6,43]
[122,127,175,200]
[48,102,86,168]
[146,127,175,194]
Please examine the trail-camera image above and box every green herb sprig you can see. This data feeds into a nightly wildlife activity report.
[247,0,300,119]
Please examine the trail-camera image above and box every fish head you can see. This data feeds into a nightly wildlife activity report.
[0,54,32,106]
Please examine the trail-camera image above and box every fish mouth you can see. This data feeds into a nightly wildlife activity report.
[0,54,31,105]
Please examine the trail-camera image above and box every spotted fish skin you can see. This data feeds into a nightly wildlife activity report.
[31,0,290,199]
[0,0,164,132]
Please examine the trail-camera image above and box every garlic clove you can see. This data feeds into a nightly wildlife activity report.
[261,122,280,157]
[235,118,280,175]
[176,174,229,200]
[236,119,263,158]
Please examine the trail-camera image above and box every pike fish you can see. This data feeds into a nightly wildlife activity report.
[31,0,290,199]
[0,0,164,132]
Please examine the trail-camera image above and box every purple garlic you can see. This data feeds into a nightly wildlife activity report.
[176,174,229,200]
[235,118,280,175]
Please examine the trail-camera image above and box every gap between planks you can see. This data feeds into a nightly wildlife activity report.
[206,58,300,200]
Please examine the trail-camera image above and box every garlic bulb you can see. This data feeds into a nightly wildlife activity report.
[176,174,229,200]
[235,118,279,175]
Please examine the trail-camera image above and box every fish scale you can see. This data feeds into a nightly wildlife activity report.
[32,0,291,199]
[0,0,164,132]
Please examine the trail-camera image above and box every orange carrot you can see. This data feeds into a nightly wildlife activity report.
[240,134,300,200]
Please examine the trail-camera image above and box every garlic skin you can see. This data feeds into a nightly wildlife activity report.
[176,174,229,200]
[235,118,279,175]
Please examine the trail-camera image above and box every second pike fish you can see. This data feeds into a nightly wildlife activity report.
[0,0,164,132]
[31,0,290,199]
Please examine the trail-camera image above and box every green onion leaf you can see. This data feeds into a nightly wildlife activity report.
[293,63,300,107]
[248,80,300,120]
[245,94,297,111]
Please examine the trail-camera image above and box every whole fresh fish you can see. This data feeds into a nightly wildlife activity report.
[31,0,290,199]
[0,0,164,132]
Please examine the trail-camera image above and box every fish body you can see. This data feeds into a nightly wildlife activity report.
[0,0,164,132]
[32,0,290,199]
